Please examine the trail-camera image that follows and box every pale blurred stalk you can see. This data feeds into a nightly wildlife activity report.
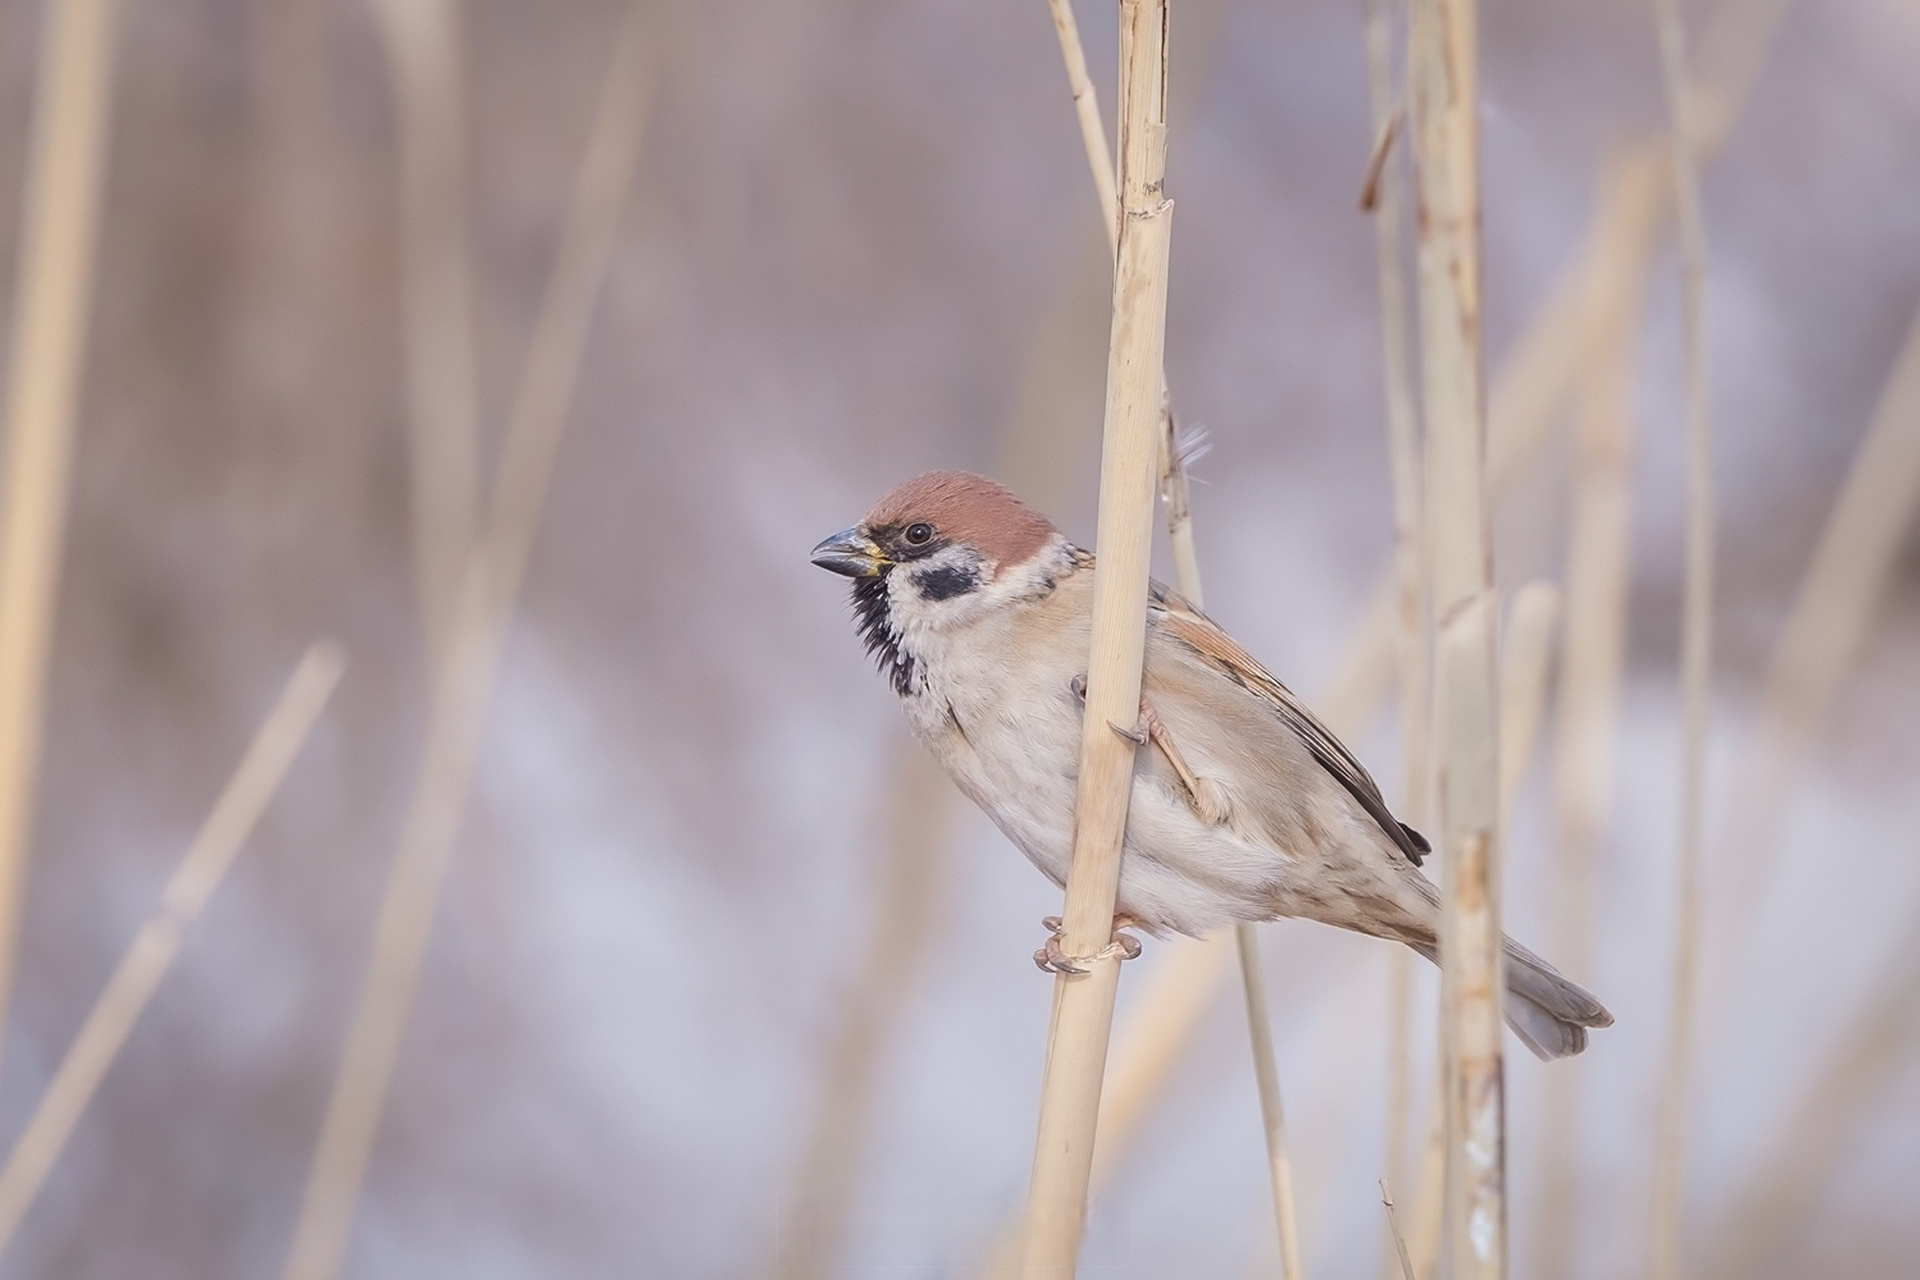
[0,0,121,1065]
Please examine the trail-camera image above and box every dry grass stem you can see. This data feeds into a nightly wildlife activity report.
[1380,1181,1419,1280]
[0,643,345,1256]
[1046,0,1119,253]
[0,0,122,1063]
[371,0,481,665]
[1361,0,1428,1241]
[1649,0,1717,1274]
[1409,0,1506,1272]
[1235,926,1306,1280]
[769,752,953,1277]
[976,938,1236,1280]
[280,12,655,1277]
[1407,584,1557,1280]
[1017,1,1172,1271]
[1162,421,1304,1276]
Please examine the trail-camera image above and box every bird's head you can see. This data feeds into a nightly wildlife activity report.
[811,470,1064,690]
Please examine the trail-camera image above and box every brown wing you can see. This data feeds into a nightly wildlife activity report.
[1149,583,1431,867]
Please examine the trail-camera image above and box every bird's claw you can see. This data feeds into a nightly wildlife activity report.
[1033,914,1144,974]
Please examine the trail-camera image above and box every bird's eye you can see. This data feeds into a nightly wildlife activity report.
[904,522,934,546]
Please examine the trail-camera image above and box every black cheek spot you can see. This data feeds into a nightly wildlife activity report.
[913,565,981,601]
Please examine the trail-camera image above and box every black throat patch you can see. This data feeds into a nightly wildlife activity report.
[910,563,980,602]
[851,575,916,696]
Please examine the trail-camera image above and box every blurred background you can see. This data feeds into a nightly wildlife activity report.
[0,0,1915,1275]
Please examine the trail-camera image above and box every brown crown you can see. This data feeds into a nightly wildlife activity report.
[864,470,1056,572]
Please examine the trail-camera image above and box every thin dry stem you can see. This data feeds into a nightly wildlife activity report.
[1018,2,1172,1272]
[280,12,655,1277]
[1236,926,1306,1280]
[1046,0,1119,253]
[371,0,481,666]
[1650,0,1716,1274]
[1164,423,1304,1276]
[0,0,122,1065]
[0,643,344,1256]
[1409,0,1506,1274]
[1380,1182,1419,1280]
[1362,0,1428,1247]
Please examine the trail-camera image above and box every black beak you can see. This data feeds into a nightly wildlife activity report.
[810,526,888,577]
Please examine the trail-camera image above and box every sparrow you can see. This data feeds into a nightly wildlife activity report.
[811,470,1612,1059]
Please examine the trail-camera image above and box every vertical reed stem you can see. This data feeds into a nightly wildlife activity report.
[1018,2,1171,1273]
[1649,0,1715,1274]
[371,0,481,666]
[1360,2,1427,1263]
[0,0,122,1064]
[1408,0,1505,1275]
[1046,0,1120,254]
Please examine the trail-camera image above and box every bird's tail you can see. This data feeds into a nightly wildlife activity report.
[1408,937,1613,1061]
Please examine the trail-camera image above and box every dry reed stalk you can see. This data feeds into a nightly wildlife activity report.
[1380,1182,1419,1280]
[0,0,122,1064]
[1703,894,1920,1280]
[0,643,344,1256]
[1703,305,1920,1001]
[1163,430,1304,1276]
[279,12,654,1277]
[1649,0,1716,1274]
[371,0,481,666]
[1234,922,1306,1280]
[1527,151,1660,1280]
[1408,0,1506,1274]
[769,751,952,1278]
[1017,1,1171,1271]
[1360,0,1429,1251]
[1046,0,1119,253]
[1405,582,1559,1279]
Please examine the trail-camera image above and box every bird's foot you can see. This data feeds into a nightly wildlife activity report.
[1033,913,1144,974]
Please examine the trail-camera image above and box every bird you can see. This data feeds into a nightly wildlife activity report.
[811,469,1612,1059]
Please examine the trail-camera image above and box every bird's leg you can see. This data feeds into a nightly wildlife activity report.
[1084,683,1233,827]
[1034,913,1144,974]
